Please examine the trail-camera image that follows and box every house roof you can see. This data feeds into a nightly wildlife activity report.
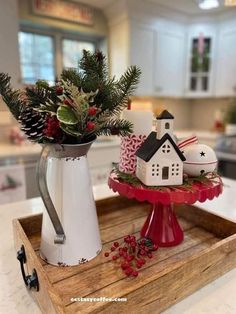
[135,132,186,162]
[156,110,174,120]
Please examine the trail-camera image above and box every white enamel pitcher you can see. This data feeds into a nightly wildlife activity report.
[37,139,102,266]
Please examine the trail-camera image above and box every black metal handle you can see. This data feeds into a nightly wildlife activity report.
[17,245,39,291]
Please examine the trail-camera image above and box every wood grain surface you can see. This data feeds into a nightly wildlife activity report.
[13,196,236,314]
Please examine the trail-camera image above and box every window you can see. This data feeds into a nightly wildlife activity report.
[62,39,95,69]
[171,163,180,176]
[162,144,171,153]
[152,164,159,176]
[18,30,97,85]
[19,32,55,84]
[165,122,170,129]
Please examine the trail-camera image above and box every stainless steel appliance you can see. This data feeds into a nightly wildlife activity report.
[215,135,236,179]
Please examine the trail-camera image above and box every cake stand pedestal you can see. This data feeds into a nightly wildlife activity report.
[108,174,223,247]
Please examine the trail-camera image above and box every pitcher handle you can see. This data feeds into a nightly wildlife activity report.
[37,145,66,244]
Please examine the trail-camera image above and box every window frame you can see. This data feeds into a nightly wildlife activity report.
[19,26,99,84]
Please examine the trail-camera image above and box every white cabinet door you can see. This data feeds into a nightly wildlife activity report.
[153,31,185,97]
[215,28,236,97]
[130,24,155,96]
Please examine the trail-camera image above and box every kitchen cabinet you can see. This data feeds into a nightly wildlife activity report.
[130,24,155,96]
[153,30,185,97]
[184,24,217,98]
[129,22,185,97]
[215,26,236,97]
[108,1,236,98]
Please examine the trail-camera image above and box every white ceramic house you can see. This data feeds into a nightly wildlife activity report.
[135,110,186,186]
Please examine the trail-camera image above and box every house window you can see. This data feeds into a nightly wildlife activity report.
[172,163,180,176]
[18,30,97,85]
[18,32,55,84]
[165,122,170,129]
[162,167,169,180]
[62,39,95,69]
[152,164,159,176]
[162,144,171,153]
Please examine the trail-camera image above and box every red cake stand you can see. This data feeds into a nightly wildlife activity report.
[108,173,223,247]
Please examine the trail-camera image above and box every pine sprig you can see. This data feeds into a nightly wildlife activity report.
[61,69,82,88]
[80,50,108,81]
[26,80,58,108]
[0,73,24,119]
[95,118,133,137]
[113,168,221,191]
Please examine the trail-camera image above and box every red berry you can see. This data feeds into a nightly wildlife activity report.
[112,255,118,261]
[111,246,115,251]
[86,121,95,131]
[130,236,136,242]
[123,247,128,252]
[132,271,139,277]
[124,236,131,243]
[147,253,153,259]
[127,255,134,262]
[152,244,158,251]
[104,252,109,257]
[125,267,133,276]
[88,106,97,116]
[125,269,131,276]
[139,250,145,256]
[64,98,73,106]
[56,86,63,95]
[130,241,136,248]
[145,247,150,252]
[113,242,119,248]
[121,262,129,270]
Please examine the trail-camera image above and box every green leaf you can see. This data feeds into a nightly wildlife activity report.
[60,123,81,137]
[57,105,78,125]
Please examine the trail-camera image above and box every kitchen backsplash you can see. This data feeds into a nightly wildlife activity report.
[190,98,232,130]
[133,96,233,130]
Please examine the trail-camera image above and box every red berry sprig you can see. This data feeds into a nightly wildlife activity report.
[56,86,63,95]
[88,106,97,116]
[86,121,95,131]
[43,116,63,141]
[63,98,73,106]
[104,235,158,277]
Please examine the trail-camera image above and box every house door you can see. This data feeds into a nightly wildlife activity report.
[162,167,169,180]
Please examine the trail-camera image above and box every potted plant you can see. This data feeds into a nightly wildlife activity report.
[224,101,236,136]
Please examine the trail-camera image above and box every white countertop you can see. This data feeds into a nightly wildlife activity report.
[1,180,236,314]
[0,137,121,159]
[0,130,221,160]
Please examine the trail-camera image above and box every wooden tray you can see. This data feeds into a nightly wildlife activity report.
[13,196,236,314]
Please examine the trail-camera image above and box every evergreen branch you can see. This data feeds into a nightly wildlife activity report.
[95,118,133,136]
[80,50,108,81]
[61,69,83,87]
[113,168,221,191]
[118,66,141,97]
[0,73,24,119]
[26,80,59,108]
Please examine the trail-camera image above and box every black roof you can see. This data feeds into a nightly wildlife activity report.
[156,110,174,120]
[135,132,186,162]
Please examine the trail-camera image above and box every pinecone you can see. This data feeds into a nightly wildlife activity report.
[18,107,46,141]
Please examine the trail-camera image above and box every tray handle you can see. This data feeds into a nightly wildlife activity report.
[17,245,39,291]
